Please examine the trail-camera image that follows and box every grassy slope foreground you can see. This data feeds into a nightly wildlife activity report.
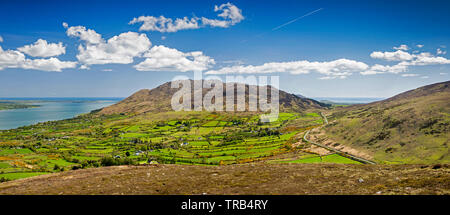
[323,81,450,164]
[0,163,448,195]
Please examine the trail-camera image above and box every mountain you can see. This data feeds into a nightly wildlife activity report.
[323,80,450,164]
[295,94,306,98]
[99,80,329,115]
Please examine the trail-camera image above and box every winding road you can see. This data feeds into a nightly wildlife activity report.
[302,112,376,165]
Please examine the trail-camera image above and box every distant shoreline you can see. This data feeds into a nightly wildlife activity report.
[0,102,41,111]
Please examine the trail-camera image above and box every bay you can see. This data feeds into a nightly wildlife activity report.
[0,98,123,130]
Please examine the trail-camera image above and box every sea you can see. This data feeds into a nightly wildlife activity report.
[0,98,123,130]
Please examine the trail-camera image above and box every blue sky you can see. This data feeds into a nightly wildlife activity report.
[0,0,449,98]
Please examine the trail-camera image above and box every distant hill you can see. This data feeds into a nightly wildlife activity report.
[99,80,329,115]
[295,94,306,98]
[324,80,450,164]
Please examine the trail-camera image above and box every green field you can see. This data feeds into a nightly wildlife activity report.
[0,111,340,181]
[275,154,361,164]
[0,172,49,180]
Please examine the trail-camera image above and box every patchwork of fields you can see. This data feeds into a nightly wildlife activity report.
[0,111,359,181]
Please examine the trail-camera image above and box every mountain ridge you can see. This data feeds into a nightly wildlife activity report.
[99,80,329,115]
[321,80,450,164]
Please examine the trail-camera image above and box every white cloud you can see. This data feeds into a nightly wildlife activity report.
[215,2,244,24]
[129,2,243,32]
[437,48,447,55]
[17,39,66,57]
[393,44,409,51]
[65,24,151,67]
[161,36,166,40]
[319,76,347,80]
[201,18,230,28]
[359,70,385,75]
[134,45,215,72]
[404,52,450,66]
[129,16,200,33]
[65,24,103,44]
[102,69,113,72]
[361,63,408,75]
[440,72,448,75]
[21,57,77,72]
[370,50,414,61]
[421,76,429,79]
[365,48,450,75]
[0,36,3,43]
[206,59,368,79]
[0,46,26,69]
[0,45,76,72]
[202,2,244,27]
[401,73,419,77]
[417,44,424,48]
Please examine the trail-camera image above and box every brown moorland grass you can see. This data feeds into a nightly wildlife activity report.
[0,163,448,195]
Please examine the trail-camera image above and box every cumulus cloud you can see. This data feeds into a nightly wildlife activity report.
[129,2,243,32]
[404,52,450,66]
[20,57,77,72]
[134,45,215,72]
[361,63,408,75]
[17,39,66,57]
[65,24,151,67]
[417,44,424,48]
[0,45,76,72]
[214,2,244,24]
[206,59,368,79]
[129,16,200,33]
[393,44,409,51]
[0,36,3,43]
[437,48,447,55]
[370,50,414,61]
[65,23,103,44]
[202,2,244,27]
[364,48,450,75]
[0,46,25,70]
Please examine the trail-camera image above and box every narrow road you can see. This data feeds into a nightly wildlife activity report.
[302,112,376,164]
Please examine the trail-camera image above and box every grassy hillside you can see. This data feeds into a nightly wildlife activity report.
[323,81,450,164]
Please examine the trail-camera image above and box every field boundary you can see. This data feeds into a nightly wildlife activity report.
[302,113,376,165]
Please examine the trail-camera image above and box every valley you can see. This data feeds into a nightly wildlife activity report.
[0,80,448,195]
[0,110,361,182]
